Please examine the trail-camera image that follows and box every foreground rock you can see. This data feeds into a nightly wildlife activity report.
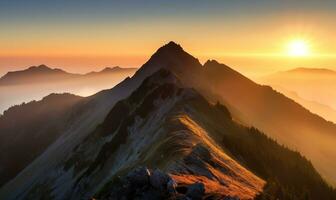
[97,167,239,200]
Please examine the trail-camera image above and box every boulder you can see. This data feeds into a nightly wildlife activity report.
[150,169,171,191]
[167,179,178,194]
[186,182,205,200]
[126,166,151,186]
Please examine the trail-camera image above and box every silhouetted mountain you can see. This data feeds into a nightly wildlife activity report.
[0,65,138,86]
[85,66,138,76]
[1,42,336,200]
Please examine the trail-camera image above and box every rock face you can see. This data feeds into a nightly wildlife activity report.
[150,169,172,191]
[185,183,205,200]
[126,167,151,187]
[100,167,243,200]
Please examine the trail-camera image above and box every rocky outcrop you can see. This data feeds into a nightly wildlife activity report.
[98,167,235,200]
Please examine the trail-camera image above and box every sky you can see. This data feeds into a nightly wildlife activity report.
[1,0,336,77]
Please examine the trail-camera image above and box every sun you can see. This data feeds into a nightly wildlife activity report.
[287,39,310,57]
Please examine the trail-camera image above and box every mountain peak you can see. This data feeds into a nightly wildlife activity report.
[0,65,73,86]
[25,64,67,74]
[204,59,220,66]
[154,41,187,57]
[27,64,52,71]
[100,66,121,72]
[161,41,183,51]
[133,41,202,80]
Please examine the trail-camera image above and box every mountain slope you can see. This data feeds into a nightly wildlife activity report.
[63,69,264,199]
[199,60,336,185]
[0,93,83,187]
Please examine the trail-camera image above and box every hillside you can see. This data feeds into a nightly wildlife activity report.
[0,93,83,187]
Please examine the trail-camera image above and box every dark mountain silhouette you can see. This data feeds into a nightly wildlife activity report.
[1,42,336,200]
[0,93,83,187]
[0,65,78,85]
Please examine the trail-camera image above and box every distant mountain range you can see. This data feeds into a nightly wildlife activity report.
[0,65,137,86]
[285,67,336,74]
[269,86,336,123]
[259,67,336,122]
[0,42,336,199]
[0,65,137,114]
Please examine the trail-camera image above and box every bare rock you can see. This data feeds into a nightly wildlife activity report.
[149,169,172,191]
[186,182,205,200]
[126,166,151,186]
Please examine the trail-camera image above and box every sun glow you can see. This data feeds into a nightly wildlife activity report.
[287,39,310,57]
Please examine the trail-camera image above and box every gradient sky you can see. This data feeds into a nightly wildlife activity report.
[1,0,336,77]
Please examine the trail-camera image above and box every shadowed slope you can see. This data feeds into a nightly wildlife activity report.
[0,93,83,187]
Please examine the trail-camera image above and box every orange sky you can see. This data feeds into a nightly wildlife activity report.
[1,1,336,78]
